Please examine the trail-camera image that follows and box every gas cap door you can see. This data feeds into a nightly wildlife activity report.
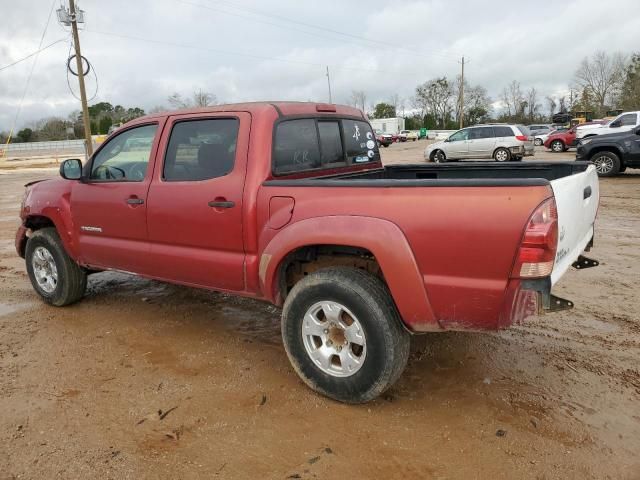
[268,196,295,229]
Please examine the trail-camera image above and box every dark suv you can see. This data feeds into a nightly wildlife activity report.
[576,126,640,176]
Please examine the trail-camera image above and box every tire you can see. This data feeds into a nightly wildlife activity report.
[25,227,87,306]
[493,147,511,162]
[590,151,620,177]
[534,138,543,146]
[551,140,565,153]
[431,149,446,163]
[382,143,389,148]
[281,267,410,404]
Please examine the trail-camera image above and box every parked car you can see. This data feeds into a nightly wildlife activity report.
[375,129,393,148]
[527,125,555,146]
[17,102,599,404]
[576,126,640,176]
[424,124,535,162]
[576,111,640,140]
[398,130,418,142]
[545,125,579,152]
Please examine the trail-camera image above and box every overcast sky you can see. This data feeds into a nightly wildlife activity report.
[1,0,639,131]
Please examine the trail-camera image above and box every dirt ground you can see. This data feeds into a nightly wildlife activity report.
[1,143,639,479]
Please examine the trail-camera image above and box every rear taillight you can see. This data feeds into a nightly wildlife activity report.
[515,135,528,141]
[512,198,558,278]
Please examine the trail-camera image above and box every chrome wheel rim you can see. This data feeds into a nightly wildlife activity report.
[535,138,542,146]
[32,246,58,294]
[495,150,508,161]
[434,151,444,163]
[301,301,366,378]
[593,155,614,174]
[552,141,563,152]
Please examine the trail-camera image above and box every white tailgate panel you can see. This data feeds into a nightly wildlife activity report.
[550,164,599,285]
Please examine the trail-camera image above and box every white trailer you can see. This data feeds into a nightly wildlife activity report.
[369,117,405,134]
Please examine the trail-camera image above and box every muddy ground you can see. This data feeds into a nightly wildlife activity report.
[1,143,639,479]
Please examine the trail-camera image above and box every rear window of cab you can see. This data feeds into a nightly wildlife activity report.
[273,118,380,175]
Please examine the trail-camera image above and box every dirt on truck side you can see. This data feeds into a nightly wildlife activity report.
[1,144,640,479]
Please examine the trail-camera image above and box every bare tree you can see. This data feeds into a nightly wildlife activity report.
[453,75,491,125]
[168,90,217,109]
[574,51,626,115]
[545,96,557,117]
[558,96,567,113]
[525,87,541,122]
[415,77,454,128]
[349,90,367,112]
[193,89,216,107]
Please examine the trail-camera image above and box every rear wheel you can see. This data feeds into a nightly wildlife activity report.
[25,227,87,306]
[551,140,565,152]
[591,151,620,177]
[431,150,446,163]
[534,138,543,146]
[493,147,511,162]
[281,267,410,403]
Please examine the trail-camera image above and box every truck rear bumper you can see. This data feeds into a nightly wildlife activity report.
[498,253,599,327]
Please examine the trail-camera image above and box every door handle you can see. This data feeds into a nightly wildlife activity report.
[583,186,592,199]
[208,200,235,208]
[127,198,145,205]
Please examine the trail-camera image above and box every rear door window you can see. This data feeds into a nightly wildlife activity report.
[494,126,514,137]
[470,127,494,139]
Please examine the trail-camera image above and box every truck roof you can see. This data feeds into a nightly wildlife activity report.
[133,102,366,124]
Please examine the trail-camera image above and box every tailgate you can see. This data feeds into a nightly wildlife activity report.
[550,164,599,284]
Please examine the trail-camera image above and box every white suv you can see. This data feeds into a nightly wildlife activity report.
[576,111,640,140]
[424,124,534,162]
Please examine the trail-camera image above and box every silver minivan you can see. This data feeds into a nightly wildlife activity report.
[424,124,534,162]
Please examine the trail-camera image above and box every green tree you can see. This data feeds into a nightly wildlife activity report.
[371,102,396,119]
[620,53,640,110]
[17,128,33,142]
[98,116,113,134]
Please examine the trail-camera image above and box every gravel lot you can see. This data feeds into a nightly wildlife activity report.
[1,142,639,479]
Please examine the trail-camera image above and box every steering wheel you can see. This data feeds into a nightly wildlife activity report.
[128,163,147,181]
[94,165,126,180]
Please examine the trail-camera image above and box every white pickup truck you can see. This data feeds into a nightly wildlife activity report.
[576,111,640,140]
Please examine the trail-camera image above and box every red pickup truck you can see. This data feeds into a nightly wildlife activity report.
[16,102,600,403]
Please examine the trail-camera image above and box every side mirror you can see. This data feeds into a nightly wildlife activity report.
[444,138,450,142]
[635,127,640,136]
[60,158,83,180]
[610,121,621,128]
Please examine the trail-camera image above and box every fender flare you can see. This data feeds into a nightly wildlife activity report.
[259,215,437,330]
[24,198,79,262]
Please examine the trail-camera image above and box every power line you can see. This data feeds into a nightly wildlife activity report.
[5,0,58,145]
[176,0,462,63]
[83,28,428,76]
[0,37,67,73]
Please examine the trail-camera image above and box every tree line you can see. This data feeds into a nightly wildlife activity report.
[352,50,640,130]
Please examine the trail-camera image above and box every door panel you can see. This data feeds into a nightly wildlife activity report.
[145,112,250,291]
[70,122,164,272]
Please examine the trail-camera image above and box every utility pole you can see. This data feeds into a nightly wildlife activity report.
[326,66,332,103]
[69,0,93,156]
[459,56,465,129]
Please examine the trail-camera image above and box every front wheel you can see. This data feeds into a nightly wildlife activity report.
[493,147,511,162]
[551,140,565,152]
[432,150,446,163]
[25,227,87,306]
[281,267,410,403]
[534,138,543,146]
[591,151,620,177]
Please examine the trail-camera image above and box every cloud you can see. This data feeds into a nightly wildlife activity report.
[1,0,639,130]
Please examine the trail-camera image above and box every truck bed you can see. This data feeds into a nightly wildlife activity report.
[265,162,591,187]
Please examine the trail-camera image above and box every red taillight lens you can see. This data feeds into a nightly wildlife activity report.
[515,135,528,141]
[512,198,558,278]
